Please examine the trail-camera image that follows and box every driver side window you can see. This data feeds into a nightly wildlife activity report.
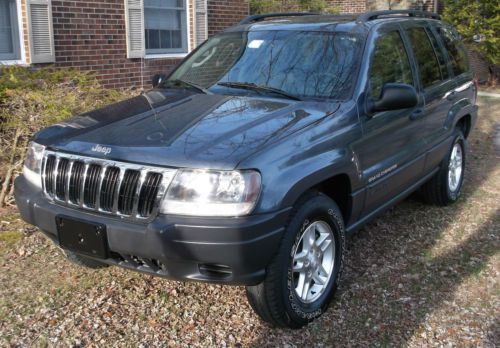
[369,30,413,98]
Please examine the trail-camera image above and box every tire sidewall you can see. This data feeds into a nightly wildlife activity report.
[281,195,345,325]
[445,132,466,201]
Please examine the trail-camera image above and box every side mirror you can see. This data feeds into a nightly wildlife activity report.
[369,83,418,113]
[152,73,167,88]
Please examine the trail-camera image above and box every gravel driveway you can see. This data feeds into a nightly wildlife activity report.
[1,96,498,347]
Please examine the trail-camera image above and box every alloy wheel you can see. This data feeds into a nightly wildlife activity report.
[292,221,335,303]
[448,143,463,192]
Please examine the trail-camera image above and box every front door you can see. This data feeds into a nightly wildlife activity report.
[353,26,425,216]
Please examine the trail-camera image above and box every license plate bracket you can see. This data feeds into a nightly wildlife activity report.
[56,215,108,259]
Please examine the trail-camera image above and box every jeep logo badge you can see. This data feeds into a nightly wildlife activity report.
[91,144,112,155]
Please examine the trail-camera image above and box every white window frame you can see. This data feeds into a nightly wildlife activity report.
[0,0,26,65]
[143,0,191,59]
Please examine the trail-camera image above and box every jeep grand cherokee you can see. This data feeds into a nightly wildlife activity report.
[15,10,478,328]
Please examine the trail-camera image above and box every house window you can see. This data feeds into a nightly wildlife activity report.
[0,0,21,61]
[144,0,188,55]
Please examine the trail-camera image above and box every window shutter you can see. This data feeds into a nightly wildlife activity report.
[125,0,144,58]
[27,0,55,63]
[195,0,208,46]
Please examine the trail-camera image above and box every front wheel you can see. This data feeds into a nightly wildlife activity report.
[245,192,345,328]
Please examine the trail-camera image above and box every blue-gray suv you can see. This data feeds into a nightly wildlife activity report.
[15,10,478,328]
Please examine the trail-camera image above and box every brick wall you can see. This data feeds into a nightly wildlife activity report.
[367,0,437,12]
[207,0,249,37]
[20,0,30,63]
[32,0,248,89]
[269,0,366,13]
[327,0,366,13]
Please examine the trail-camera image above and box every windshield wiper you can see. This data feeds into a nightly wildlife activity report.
[217,81,302,101]
[160,79,212,94]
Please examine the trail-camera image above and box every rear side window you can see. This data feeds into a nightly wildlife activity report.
[438,27,469,76]
[369,30,413,98]
[427,29,450,80]
[406,27,442,88]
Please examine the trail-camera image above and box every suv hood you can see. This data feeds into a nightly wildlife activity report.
[34,90,340,169]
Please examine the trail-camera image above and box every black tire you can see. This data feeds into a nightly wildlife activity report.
[421,129,466,206]
[245,191,345,329]
[64,250,109,269]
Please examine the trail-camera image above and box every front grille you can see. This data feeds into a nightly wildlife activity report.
[42,151,176,221]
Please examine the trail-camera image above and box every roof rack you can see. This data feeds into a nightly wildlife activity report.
[237,10,440,26]
[239,12,321,25]
[356,10,441,23]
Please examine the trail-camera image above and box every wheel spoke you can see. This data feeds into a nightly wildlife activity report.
[315,232,328,248]
[312,272,325,285]
[295,272,313,300]
[301,278,311,299]
[302,225,316,250]
[295,272,305,291]
[318,264,329,277]
[319,237,332,252]
[293,262,305,272]
[293,250,308,263]
[451,147,457,161]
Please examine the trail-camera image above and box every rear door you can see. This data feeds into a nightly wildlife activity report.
[401,22,456,171]
[436,24,476,110]
[354,24,425,215]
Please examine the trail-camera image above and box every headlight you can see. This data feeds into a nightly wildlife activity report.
[160,169,261,217]
[23,142,45,188]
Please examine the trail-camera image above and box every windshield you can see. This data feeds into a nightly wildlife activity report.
[168,31,362,100]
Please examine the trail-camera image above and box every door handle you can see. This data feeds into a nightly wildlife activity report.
[410,108,424,121]
[446,91,457,101]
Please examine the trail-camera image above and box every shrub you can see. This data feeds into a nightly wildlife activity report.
[442,0,499,67]
[0,66,135,207]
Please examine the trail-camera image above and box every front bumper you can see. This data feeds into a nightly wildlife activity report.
[14,176,290,285]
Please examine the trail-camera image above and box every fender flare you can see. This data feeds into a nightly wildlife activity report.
[446,101,477,136]
[279,152,358,210]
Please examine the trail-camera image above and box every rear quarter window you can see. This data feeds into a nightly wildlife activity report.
[406,27,443,89]
[438,27,470,76]
[427,28,450,80]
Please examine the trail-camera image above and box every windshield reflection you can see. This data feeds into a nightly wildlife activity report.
[169,30,362,100]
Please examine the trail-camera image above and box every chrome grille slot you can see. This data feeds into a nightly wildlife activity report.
[44,155,56,196]
[118,170,141,215]
[41,151,176,221]
[55,158,70,200]
[83,164,102,208]
[69,161,85,204]
[99,167,120,212]
[138,172,163,217]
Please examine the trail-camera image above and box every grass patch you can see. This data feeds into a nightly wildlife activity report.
[0,230,23,247]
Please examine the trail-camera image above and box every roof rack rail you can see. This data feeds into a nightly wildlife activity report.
[239,12,321,25]
[356,10,441,23]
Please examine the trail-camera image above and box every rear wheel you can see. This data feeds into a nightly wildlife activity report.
[245,192,345,328]
[421,130,466,205]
